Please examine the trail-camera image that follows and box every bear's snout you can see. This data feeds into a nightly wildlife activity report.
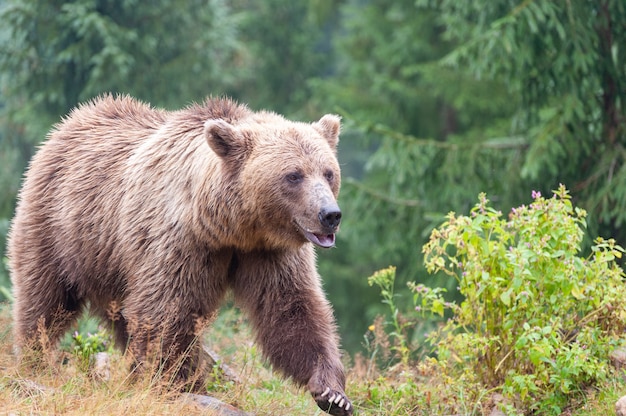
[319,206,342,231]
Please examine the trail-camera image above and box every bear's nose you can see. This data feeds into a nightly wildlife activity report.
[319,207,342,230]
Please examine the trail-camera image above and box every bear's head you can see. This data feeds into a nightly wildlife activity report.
[204,112,342,250]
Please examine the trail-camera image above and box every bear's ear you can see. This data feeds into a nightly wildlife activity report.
[314,114,341,150]
[204,119,248,162]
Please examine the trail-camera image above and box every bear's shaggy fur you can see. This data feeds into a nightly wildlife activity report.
[8,95,352,415]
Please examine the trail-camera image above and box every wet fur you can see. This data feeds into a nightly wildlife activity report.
[8,95,351,415]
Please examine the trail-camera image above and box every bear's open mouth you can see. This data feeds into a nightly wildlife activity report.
[304,231,336,248]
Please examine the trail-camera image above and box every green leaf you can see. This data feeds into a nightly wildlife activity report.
[500,289,511,306]
[571,284,584,300]
[432,299,445,317]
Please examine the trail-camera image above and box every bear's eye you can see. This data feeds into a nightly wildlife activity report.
[324,170,334,182]
[286,172,304,184]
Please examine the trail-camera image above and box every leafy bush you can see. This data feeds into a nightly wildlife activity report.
[414,185,626,414]
[72,329,110,373]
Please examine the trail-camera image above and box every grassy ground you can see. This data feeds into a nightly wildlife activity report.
[0,304,318,416]
[0,302,624,415]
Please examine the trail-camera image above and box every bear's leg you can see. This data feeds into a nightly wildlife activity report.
[126,318,214,391]
[231,249,352,416]
[110,317,130,350]
[12,270,83,353]
[122,249,233,390]
[123,296,224,392]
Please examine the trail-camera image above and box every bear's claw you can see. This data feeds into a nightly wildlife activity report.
[314,387,353,415]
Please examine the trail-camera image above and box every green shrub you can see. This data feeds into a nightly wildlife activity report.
[415,185,626,414]
[72,329,110,372]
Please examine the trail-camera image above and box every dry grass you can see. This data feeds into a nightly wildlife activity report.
[0,303,319,415]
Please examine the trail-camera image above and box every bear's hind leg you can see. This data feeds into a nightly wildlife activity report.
[13,278,83,355]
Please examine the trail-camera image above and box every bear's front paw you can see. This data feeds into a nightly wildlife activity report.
[313,386,353,416]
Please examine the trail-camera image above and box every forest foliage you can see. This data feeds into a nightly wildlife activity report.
[1,0,625,362]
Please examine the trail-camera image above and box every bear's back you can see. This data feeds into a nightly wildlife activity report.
[9,95,250,300]
[9,96,168,297]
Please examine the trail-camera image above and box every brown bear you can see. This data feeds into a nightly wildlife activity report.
[8,95,352,415]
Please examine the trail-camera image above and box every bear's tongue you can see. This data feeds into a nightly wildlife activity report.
[304,231,335,248]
